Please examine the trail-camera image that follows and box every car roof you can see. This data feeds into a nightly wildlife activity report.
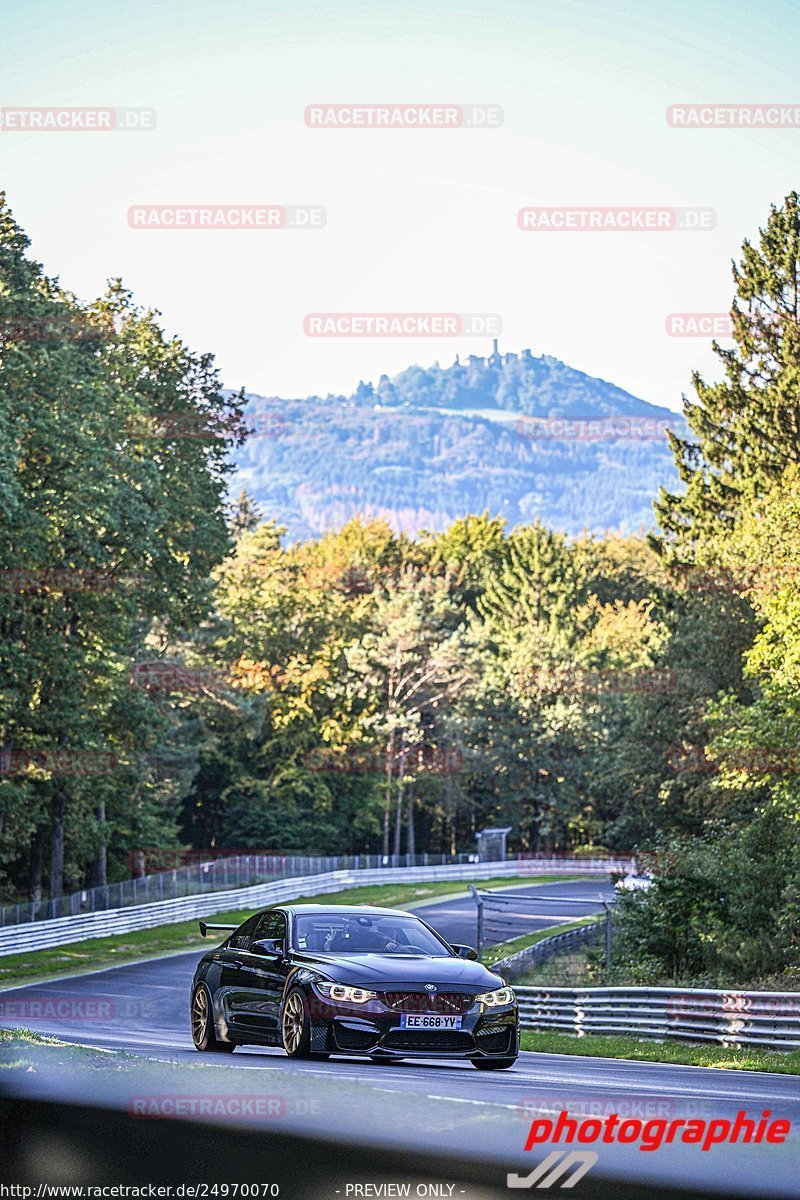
[279,903,416,917]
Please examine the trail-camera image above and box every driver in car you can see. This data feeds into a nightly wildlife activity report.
[323,917,404,953]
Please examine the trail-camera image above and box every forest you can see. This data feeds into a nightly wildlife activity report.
[2,190,799,986]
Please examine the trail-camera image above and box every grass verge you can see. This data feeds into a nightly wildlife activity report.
[0,1026,62,1048]
[483,916,599,967]
[0,873,585,988]
[4,1026,794,1078]
[520,1030,800,1074]
[0,1026,74,1070]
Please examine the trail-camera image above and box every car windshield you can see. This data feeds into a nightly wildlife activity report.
[293,912,452,956]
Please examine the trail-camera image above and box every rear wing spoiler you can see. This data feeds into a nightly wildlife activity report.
[199,921,238,938]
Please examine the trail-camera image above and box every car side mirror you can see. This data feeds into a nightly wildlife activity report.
[451,944,479,961]
[251,938,284,960]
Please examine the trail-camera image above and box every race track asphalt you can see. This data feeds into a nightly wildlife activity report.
[1,880,797,1198]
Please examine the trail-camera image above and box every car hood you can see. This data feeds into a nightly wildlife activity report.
[292,951,506,990]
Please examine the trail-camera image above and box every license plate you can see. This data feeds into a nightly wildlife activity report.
[399,1014,462,1030]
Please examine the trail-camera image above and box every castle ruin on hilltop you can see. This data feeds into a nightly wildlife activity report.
[453,338,533,369]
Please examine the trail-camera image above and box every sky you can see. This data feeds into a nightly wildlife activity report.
[2,0,800,411]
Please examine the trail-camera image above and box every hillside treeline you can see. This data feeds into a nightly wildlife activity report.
[1,190,799,984]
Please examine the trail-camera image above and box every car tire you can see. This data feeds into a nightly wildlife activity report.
[471,1057,517,1070]
[191,984,236,1052]
[282,989,321,1059]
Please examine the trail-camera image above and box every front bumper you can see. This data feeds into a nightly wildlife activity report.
[305,991,520,1059]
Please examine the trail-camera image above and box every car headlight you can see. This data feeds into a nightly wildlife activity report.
[475,986,515,1008]
[315,982,377,1004]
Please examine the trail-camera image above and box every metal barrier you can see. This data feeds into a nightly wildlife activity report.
[469,882,621,959]
[0,859,623,957]
[492,920,604,977]
[513,985,800,1049]
[0,852,471,927]
[0,852,630,928]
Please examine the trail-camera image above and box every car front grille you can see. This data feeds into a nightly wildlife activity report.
[381,991,475,1015]
[381,1031,475,1052]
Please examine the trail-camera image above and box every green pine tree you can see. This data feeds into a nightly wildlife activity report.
[655,191,800,558]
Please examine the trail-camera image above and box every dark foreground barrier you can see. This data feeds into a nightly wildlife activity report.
[0,1097,747,1200]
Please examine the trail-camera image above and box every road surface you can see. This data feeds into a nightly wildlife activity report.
[0,880,796,1197]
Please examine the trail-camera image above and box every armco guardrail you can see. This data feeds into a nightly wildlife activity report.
[0,852,472,926]
[514,985,800,1049]
[469,880,622,958]
[0,858,624,957]
[492,920,604,977]
[0,850,629,927]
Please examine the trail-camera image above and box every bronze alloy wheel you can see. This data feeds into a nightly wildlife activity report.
[281,990,329,1060]
[191,984,235,1053]
[282,992,306,1055]
[191,985,209,1047]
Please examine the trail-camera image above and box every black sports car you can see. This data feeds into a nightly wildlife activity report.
[190,903,519,1068]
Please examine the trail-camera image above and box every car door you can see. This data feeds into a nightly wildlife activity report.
[226,910,289,1043]
[218,914,261,1033]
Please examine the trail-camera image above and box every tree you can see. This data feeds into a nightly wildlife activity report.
[426,512,506,611]
[345,569,472,857]
[478,521,587,643]
[0,194,241,899]
[701,464,800,818]
[610,810,800,986]
[655,191,800,557]
[228,487,262,539]
[441,524,589,854]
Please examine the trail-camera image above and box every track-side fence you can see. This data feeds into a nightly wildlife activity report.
[469,884,615,960]
[492,920,604,977]
[0,852,472,927]
[1,852,631,929]
[0,858,627,956]
[513,985,800,1049]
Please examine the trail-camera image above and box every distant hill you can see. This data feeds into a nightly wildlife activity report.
[230,343,686,540]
